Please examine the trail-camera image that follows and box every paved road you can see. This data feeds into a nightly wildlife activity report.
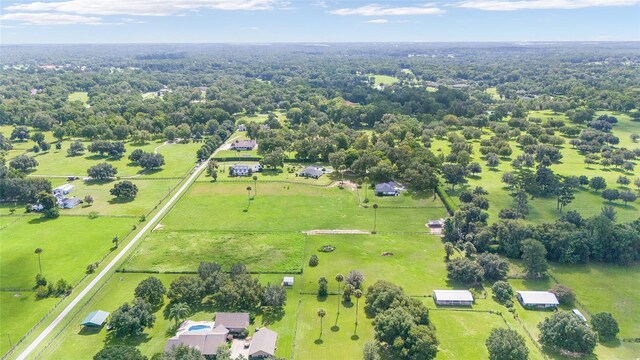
[16,145,222,360]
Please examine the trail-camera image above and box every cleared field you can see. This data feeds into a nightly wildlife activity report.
[123,231,305,273]
[0,292,59,356]
[161,182,447,233]
[301,234,448,296]
[0,216,136,289]
[67,91,88,104]
[431,310,507,359]
[294,293,372,360]
[485,87,501,100]
[368,74,399,86]
[39,273,299,359]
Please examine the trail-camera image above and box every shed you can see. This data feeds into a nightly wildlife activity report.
[248,327,277,358]
[432,290,474,306]
[427,219,445,228]
[81,310,110,327]
[517,291,559,309]
[282,277,294,287]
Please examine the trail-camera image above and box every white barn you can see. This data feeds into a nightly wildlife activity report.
[433,290,474,306]
[517,291,559,309]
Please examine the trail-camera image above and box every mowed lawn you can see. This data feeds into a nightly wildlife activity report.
[431,310,508,360]
[161,182,447,233]
[0,216,136,289]
[301,234,448,296]
[123,231,305,273]
[368,74,399,86]
[67,91,89,104]
[40,273,300,360]
[0,292,59,356]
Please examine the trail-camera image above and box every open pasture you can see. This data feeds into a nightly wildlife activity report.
[160,182,447,233]
[123,231,305,273]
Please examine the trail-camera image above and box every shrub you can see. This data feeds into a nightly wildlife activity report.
[88,211,99,219]
[491,281,514,304]
[308,255,319,267]
[591,312,619,340]
[318,245,335,252]
[549,284,575,306]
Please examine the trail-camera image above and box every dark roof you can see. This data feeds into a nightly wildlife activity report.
[214,312,249,329]
[375,183,398,193]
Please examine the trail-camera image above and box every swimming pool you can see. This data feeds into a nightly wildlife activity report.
[188,324,211,331]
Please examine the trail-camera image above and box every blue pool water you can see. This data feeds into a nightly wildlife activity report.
[188,325,211,331]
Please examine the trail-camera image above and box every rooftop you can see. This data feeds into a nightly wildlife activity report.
[248,327,277,357]
[517,291,559,305]
[81,310,109,326]
[433,290,474,302]
[214,312,250,330]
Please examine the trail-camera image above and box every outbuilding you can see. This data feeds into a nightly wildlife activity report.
[53,183,74,195]
[81,310,110,327]
[282,277,294,287]
[432,290,474,306]
[516,291,559,309]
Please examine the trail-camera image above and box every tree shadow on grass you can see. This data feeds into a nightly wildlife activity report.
[137,168,163,176]
[330,326,340,332]
[104,332,152,347]
[108,197,135,205]
[78,326,103,336]
[261,307,285,326]
[28,217,54,225]
[599,338,622,349]
[314,339,324,345]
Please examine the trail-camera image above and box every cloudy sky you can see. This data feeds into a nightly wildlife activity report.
[1,0,639,43]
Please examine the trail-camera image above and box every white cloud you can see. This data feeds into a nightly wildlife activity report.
[4,0,278,16]
[0,12,104,25]
[330,4,445,16]
[456,0,640,11]
[366,18,389,23]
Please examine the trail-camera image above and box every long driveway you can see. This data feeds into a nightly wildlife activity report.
[16,141,227,360]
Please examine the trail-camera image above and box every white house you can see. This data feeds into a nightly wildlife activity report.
[237,124,247,131]
[53,184,74,195]
[433,290,474,306]
[517,291,559,309]
[229,164,262,177]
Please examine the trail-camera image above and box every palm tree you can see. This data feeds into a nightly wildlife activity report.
[372,204,379,233]
[317,308,326,338]
[335,273,344,314]
[354,289,363,326]
[246,186,252,207]
[168,302,191,326]
[338,165,347,185]
[34,248,43,275]
[252,175,258,196]
[363,176,370,202]
[112,234,119,248]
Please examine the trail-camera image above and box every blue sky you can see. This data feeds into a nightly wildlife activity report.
[1,0,639,43]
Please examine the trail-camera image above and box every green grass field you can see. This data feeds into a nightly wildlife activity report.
[0,292,59,356]
[160,182,447,233]
[38,272,300,359]
[67,92,89,105]
[368,74,399,86]
[485,87,502,100]
[431,310,507,359]
[123,231,305,273]
[434,111,639,223]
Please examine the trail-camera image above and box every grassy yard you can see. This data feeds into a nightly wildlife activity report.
[431,310,507,359]
[67,91,89,105]
[123,231,305,273]
[38,273,300,359]
[0,216,136,289]
[0,292,59,356]
[368,74,399,86]
[160,182,447,233]
[17,140,200,178]
[485,87,502,100]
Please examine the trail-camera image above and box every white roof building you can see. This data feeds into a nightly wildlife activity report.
[433,290,474,306]
[517,291,559,308]
[282,277,294,286]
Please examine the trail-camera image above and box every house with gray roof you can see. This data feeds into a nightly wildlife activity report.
[248,327,277,358]
[165,320,229,356]
[375,182,400,196]
[298,166,324,179]
[230,139,257,151]
[215,312,250,333]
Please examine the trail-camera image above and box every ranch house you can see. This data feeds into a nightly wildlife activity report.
[517,291,559,309]
[432,290,474,306]
[230,140,257,151]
